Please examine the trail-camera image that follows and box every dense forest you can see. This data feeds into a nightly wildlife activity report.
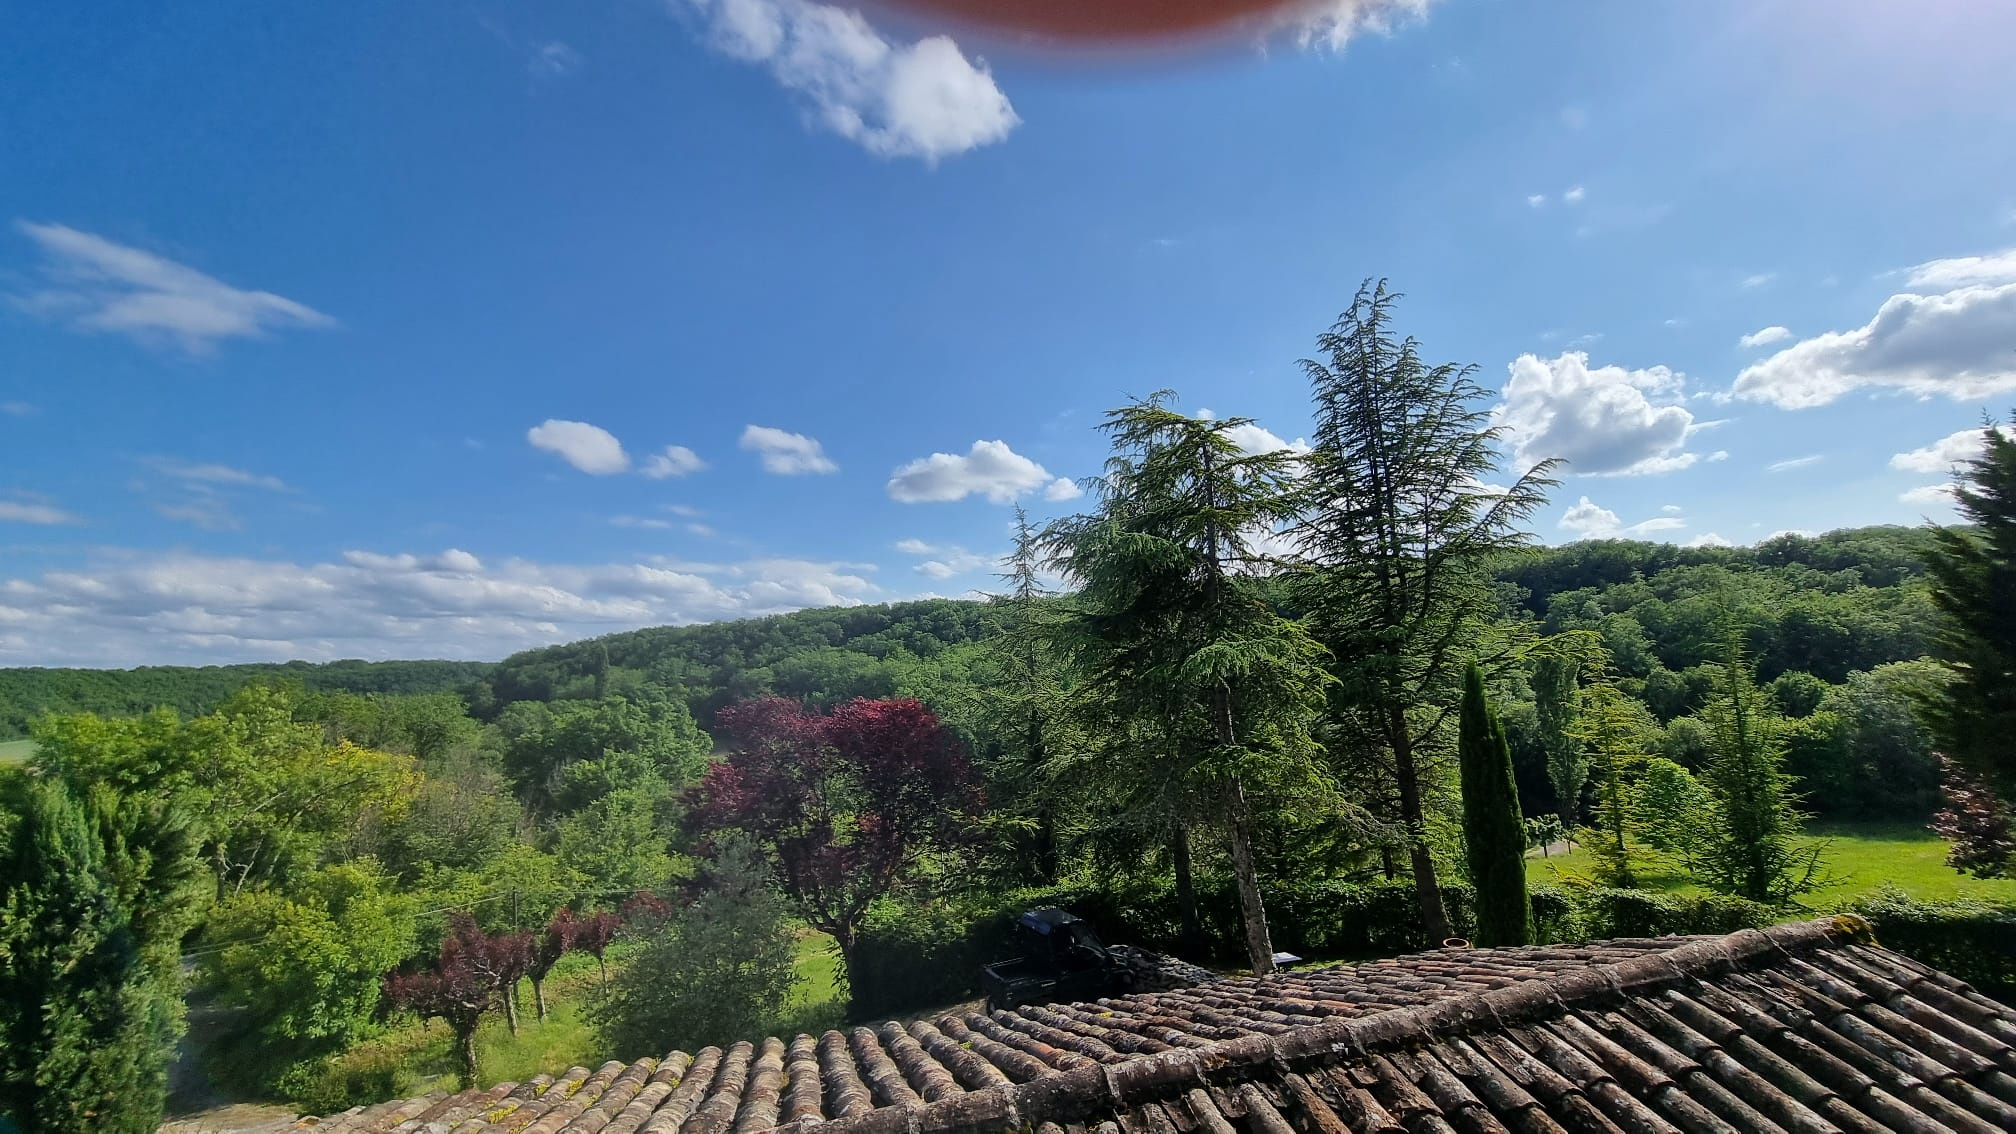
[5,287,2011,1133]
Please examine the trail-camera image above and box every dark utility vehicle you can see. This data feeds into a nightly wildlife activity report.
[980,908,1127,1011]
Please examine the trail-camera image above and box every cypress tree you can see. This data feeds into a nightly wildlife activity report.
[1919,418,2016,802]
[1458,664,1530,946]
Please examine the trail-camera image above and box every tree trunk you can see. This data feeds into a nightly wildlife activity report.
[833,927,859,1004]
[503,979,520,1035]
[1171,824,1202,959]
[456,1022,480,1089]
[1223,778,1276,975]
[596,954,608,990]
[532,977,548,1022]
[1392,727,1453,944]
[1379,844,1400,879]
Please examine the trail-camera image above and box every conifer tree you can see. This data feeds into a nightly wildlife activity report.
[1695,640,1825,904]
[1574,681,1653,888]
[0,778,206,1134]
[1293,281,1556,942]
[1919,417,2016,803]
[1533,653,1588,824]
[1457,665,1529,946]
[1046,393,1339,973]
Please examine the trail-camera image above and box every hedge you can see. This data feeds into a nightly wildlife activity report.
[1849,887,2016,999]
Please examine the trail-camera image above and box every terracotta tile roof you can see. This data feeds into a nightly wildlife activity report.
[302,918,2016,1134]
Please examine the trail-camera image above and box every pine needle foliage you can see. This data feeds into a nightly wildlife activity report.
[1695,639,1827,905]
[1044,392,1340,973]
[1457,665,1529,946]
[1919,417,2016,802]
[1292,280,1557,942]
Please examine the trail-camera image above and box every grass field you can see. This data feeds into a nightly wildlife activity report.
[1526,821,2016,909]
[0,738,33,765]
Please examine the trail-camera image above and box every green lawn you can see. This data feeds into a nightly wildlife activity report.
[1526,822,2016,909]
[0,738,34,766]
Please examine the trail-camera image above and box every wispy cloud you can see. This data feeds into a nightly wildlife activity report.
[11,222,333,352]
[0,499,82,525]
[150,459,287,491]
[742,425,838,475]
[529,41,582,77]
[1765,454,1822,473]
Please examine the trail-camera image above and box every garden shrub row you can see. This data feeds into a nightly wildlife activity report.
[1849,887,2016,1000]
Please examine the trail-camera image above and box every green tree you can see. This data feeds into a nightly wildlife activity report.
[1293,280,1556,942]
[1457,665,1528,946]
[1919,420,2016,802]
[0,778,207,1133]
[1046,393,1337,973]
[1695,642,1826,904]
[1638,757,1714,868]
[1573,681,1653,888]
[1532,653,1587,824]
[592,841,794,1057]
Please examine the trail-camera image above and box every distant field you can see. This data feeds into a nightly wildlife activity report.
[0,738,33,765]
[1527,822,2016,908]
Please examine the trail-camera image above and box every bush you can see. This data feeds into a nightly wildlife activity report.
[278,1047,417,1117]
[1849,888,2016,1000]
[1574,888,1773,938]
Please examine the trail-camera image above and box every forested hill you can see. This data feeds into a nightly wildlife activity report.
[0,525,1942,738]
[0,659,493,738]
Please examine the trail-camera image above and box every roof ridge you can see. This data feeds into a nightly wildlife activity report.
[762,916,1874,1134]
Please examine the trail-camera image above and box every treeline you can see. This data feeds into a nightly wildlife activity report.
[0,659,492,739]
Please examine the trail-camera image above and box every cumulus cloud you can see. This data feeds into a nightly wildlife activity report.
[1526,194,1547,208]
[1765,454,1823,473]
[0,548,886,666]
[893,537,990,578]
[1905,248,2016,290]
[1563,186,1586,205]
[1889,424,2013,473]
[1496,351,1699,476]
[529,420,630,475]
[678,0,1017,161]
[641,445,707,479]
[1686,532,1733,548]
[1732,278,2016,408]
[0,500,81,525]
[1558,496,1687,540]
[887,439,1074,504]
[11,221,333,352]
[1226,422,1310,456]
[741,424,837,475]
[1740,326,1792,349]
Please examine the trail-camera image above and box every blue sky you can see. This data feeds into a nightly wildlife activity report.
[4,0,2016,666]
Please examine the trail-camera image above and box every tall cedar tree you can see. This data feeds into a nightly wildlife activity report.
[1919,419,2016,810]
[0,779,206,1134]
[1293,281,1556,943]
[694,697,982,989]
[384,914,532,1088]
[1573,681,1652,888]
[981,507,1071,884]
[1045,393,1335,973]
[1695,641,1826,904]
[1457,665,1529,946]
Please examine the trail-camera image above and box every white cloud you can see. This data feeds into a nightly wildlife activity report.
[894,538,991,579]
[687,523,717,538]
[611,515,674,530]
[154,498,240,531]
[1765,454,1823,473]
[151,459,287,491]
[0,500,81,525]
[641,445,707,479]
[1741,273,1776,290]
[1526,194,1547,209]
[1660,504,1682,514]
[11,221,333,352]
[1740,326,1792,349]
[741,424,837,475]
[1496,351,1699,476]
[894,538,935,555]
[1563,185,1586,205]
[678,0,1017,162]
[664,504,704,518]
[1904,248,2016,290]
[1224,421,1310,456]
[887,439,1071,504]
[529,420,630,475]
[1559,496,1687,539]
[1732,280,2016,408]
[1686,532,1733,548]
[1287,0,1435,52]
[0,548,887,666]
[1900,483,1959,507]
[1559,497,1622,538]
[1889,424,2014,473]
[1708,450,1730,462]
